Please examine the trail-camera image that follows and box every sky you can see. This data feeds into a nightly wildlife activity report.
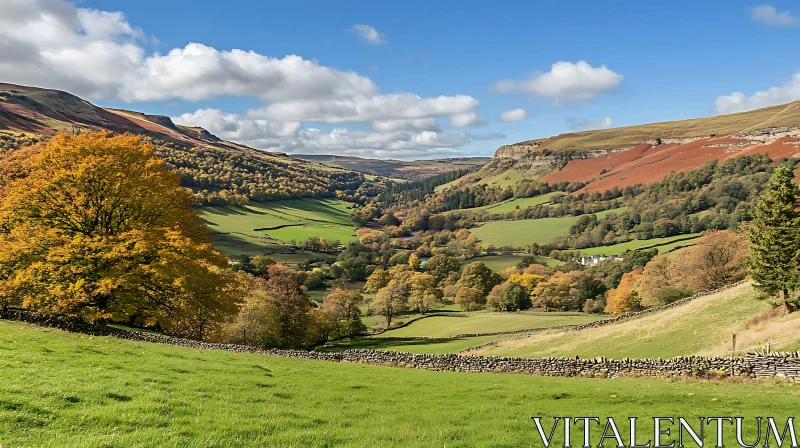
[3,1,800,159]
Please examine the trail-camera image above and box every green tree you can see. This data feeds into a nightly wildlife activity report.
[457,261,501,295]
[424,254,462,282]
[748,163,800,307]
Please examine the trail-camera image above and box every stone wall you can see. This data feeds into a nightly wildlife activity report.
[3,305,798,382]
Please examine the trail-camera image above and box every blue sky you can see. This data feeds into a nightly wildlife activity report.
[4,0,800,158]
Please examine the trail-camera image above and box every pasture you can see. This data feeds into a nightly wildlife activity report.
[197,198,357,259]
[577,233,703,256]
[2,320,799,447]
[460,254,561,271]
[445,193,556,215]
[470,208,625,247]
[374,312,602,339]
[474,283,800,359]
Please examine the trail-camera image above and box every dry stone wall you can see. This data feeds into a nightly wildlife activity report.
[2,302,798,382]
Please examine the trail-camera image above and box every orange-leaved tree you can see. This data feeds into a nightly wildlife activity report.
[0,133,238,339]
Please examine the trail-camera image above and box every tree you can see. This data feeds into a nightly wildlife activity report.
[0,133,237,337]
[688,230,749,290]
[370,280,409,327]
[748,163,800,307]
[457,261,501,295]
[408,253,421,271]
[604,268,643,316]
[364,268,391,293]
[455,287,485,311]
[507,273,547,295]
[321,288,366,339]
[486,281,530,311]
[408,272,440,314]
[263,265,317,348]
[425,254,462,282]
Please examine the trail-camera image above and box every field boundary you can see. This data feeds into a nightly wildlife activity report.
[3,297,798,382]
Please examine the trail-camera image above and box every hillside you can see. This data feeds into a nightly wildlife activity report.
[294,154,490,180]
[3,320,798,447]
[452,101,800,192]
[473,283,800,359]
[0,83,372,205]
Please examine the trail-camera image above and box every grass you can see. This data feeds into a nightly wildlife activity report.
[460,254,561,271]
[578,233,703,256]
[373,312,603,339]
[2,320,800,447]
[474,283,793,359]
[471,208,625,247]
[197,198,357,259]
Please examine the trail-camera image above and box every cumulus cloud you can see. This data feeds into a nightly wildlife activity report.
[567,117,613,131]
[0,0,487,158]
[490,61,623,103]
[713,72,800,114]
[449,112,486,128]
[348,24,387,45]
[750,4,797,26]
[250,93,479,123]
[499,108,527,122]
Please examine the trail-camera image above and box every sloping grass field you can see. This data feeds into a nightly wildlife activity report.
[577,233,703,256]
[474,283,799,359]
[460,254,561,271]
[2,320,800,447]
[197,198,357,259]
[374,312,602,339]
[471,208,626,246]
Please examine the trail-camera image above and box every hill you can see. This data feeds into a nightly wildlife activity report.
[3,320,798,446]
[451,101,800,193]
[0,83,372,205]
[473,283,800,359]
[294,154,490,180]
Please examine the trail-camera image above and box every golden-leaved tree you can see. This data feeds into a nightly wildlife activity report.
[0,133,238,339]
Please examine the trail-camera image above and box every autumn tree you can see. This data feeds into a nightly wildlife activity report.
[486,281,530,311]
[364,268,392,293]
[408,253,421,271]
[688,229,749,290]
[604,267,643,316]
[370,280,409,327]
[748,163,800,307]
[321,288,366,339]
[424,254,462,282]
[0,133,237,337]
[408,272,440,314]
[455,287,485,311]
[636,250,694,308]
[457,261,501,295]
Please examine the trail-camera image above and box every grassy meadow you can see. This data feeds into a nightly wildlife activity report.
[2,320,799,447]
[577,233,703,256]
[474,283,800,359]
[197,198,356,259]
[471,207,625,247]
[460,254,561,271]
[374,312,602,339]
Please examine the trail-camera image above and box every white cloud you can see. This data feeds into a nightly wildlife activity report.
[567,117,613,131]
[449,112,486,128]
[490,61,623,103]
[713,72,800,114]
[750,4,797,26]
[250,93,479,123]
[0,0,487,158]
[348,24,387,45]
[499,108,527,122]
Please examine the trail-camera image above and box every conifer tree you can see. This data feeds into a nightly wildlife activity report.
[747,162,800,307]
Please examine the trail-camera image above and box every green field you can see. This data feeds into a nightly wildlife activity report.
[475,283,800,359]
[197,198,357,259]
[577,233,703,256]
[471,208,625,247]
[3,320,799,447]
[374,312,603,339]
[460,254,561,271]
